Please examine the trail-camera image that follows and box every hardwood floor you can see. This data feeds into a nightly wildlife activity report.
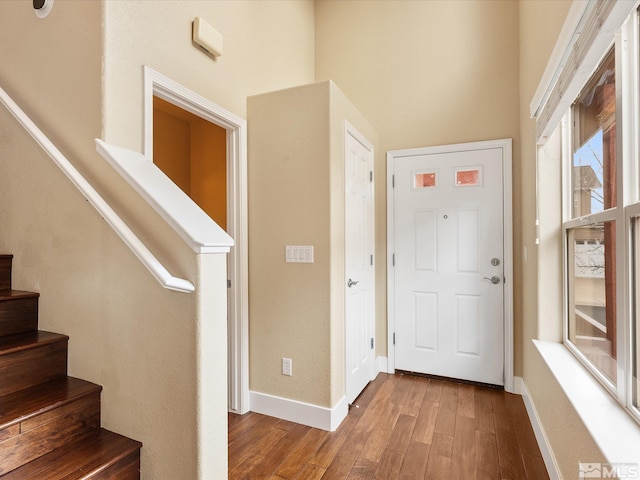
[228,373,549,480]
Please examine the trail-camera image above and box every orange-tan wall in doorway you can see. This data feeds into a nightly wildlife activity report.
[153,104,191,193]
[153,96,227,229]
[191,119,227,229]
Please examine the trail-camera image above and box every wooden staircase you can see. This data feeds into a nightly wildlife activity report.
[0,254,142,479]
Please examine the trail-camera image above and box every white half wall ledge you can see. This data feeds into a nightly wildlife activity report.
[249,391,348,432]
[0,86,195,293]
[534,340,640,468]
[96,139,234,254]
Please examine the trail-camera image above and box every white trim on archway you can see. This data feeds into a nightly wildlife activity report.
[143,66,249,413]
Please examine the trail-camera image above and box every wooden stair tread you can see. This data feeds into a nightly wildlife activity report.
[0,331,68,355]
[0,254,141,478]
[0,377,101,431]
[0,290,39,301]
[0,428,142,480]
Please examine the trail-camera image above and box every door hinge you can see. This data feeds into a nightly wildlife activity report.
[370,338,374,349]
[227,279,231,288]
[370,254,374,266]
[393,332,396,345]
[370,171,373,183]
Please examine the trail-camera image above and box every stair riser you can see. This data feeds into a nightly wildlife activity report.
[0,255,12,291]
[92,451,141,480]
[0,340,67,396]
[0,392,101,475]
[0,297,38,336]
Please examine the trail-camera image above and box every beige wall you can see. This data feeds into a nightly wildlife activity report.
[101,0,315,287]
[519,1,609,477]
[315,0,521,365]
[103,0,315,153]
[0,0,102,169]
[1,0,315,478]
[248,81,377,408]
[248,83,332,406]
[0,1,202,478]
[518,0,571,347]
[0,0,617,476]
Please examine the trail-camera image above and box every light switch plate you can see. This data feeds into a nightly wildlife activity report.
[285,245,314,263]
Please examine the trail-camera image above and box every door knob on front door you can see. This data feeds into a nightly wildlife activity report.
[347,278,359,288]
[483,276,501,285]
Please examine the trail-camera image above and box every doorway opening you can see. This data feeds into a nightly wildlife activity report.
[153,96,228,228]
[144,67,249,414]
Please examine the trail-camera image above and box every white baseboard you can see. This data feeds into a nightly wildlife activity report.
[249,356,390,431]
[376,355,390,373]
[249,390,348,432]
[517,377,561,480]
[512,375,525,395]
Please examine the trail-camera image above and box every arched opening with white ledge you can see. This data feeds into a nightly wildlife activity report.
[141,67,249,414]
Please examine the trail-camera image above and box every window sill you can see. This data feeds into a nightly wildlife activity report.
[533,340,640,466]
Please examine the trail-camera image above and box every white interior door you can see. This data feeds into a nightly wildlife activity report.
[345,123,375,404]
[390,143,507,386]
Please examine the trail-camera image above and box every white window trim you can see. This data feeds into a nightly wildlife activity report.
[534,340,640,468]
[531,0,637,145]
[560,9,640,423]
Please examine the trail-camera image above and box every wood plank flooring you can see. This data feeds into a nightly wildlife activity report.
[228,373,549,480]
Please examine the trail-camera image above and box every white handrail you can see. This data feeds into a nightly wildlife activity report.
[0,86,195,293]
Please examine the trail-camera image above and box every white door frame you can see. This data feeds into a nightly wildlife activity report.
[386,138,514,392]
[143,67,249,413]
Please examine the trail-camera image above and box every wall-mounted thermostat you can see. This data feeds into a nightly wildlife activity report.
[193,17,223,58]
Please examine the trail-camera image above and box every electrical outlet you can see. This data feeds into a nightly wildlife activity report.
[282,357,292,376]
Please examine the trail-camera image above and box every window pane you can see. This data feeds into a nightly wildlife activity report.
[568,221,617,384]
[572,49,616,218]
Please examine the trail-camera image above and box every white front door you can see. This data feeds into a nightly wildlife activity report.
[389,141,509,386]
[345,123,375,404]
